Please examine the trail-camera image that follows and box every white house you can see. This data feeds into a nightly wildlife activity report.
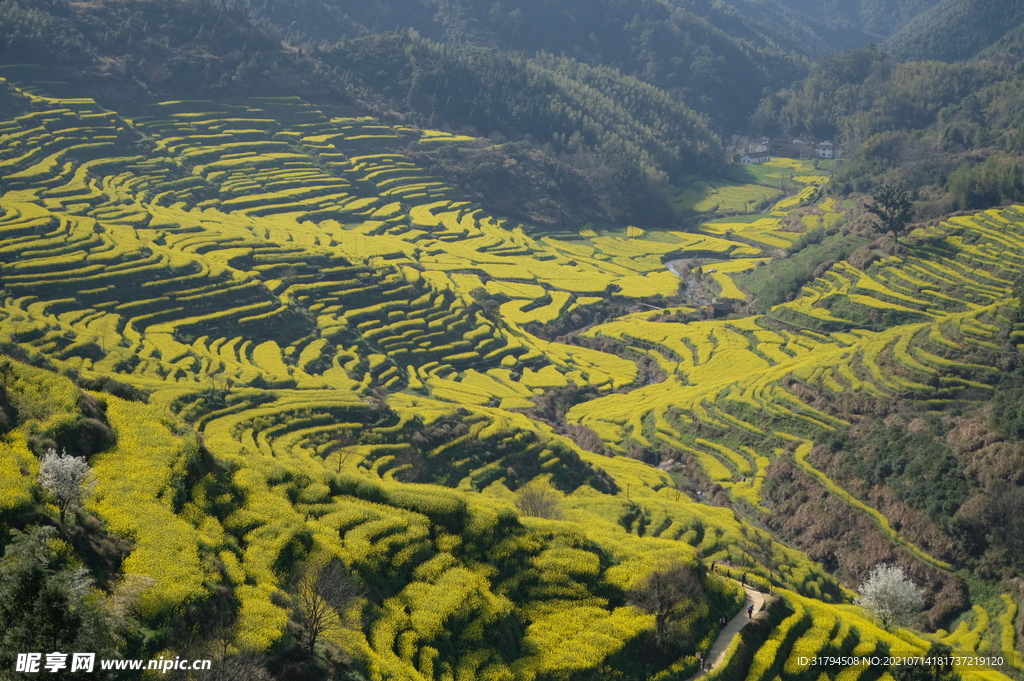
[740,152,771,164]
[817,141,835,158]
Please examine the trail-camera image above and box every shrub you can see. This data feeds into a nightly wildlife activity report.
[0,527,119,670]
[514,479,564,520]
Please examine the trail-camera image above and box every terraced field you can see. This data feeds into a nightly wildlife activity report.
[571,210,1024,515]
[1,76,1021,680]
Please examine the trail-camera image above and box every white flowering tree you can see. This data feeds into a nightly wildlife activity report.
[37,447,96,525]
[857,563,924,630]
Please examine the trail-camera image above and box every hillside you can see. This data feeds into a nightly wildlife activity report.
[233,0,820,129]
[0,0,805,131]
[773,0,941,39]
[883,0,1024,62]
[237,0,869,58]
[0,64,1023,681]
[751,43,1024,219]
[0,0,736,229]
[316,35,727,226]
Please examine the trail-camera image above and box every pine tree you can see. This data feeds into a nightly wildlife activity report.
[868,183,914,238]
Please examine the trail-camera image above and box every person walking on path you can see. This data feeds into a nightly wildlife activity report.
[741,572,747,586]
[685,583,770,681]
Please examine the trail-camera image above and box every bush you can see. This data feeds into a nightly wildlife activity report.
[513,479,564,520]
[739,234,865,311]
[76,375,149,403]
[784,227,825,255]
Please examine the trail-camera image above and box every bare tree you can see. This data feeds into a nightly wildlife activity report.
[37,447,96,525]
[857,563,924,630]
[291,559,364,652]
[514,479,564,520]
[325,428,357,474]
[214,652,274,681]
[630,563,705,652]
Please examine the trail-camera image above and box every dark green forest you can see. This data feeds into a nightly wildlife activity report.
[884,0,1024,62]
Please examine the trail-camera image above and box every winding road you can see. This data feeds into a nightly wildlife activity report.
[688,582,774,680]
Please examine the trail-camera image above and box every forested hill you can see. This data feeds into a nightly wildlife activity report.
[751,42,1024,219]
[0,0,815,133]
[233,0,820,131]
[768,0,941,40]
[883,0,1024,62]
[320,36,726,207]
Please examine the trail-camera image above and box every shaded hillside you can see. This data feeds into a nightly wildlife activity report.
[0,0,344,107]
[320,35,725,225]
[884,0,1024,62]
[773,0,941,38]
[234,0,817,130]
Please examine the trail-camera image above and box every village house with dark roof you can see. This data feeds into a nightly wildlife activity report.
[740,151,771,164]
[817,141,837,158]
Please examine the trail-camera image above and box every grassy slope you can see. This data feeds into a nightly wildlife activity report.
[0,78,1020,679]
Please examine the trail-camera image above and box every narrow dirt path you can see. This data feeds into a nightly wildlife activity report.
[687,582,774,680]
